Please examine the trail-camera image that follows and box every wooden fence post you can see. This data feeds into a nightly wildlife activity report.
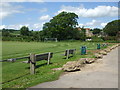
[66,50,69,59]
[30,53,36,74]
[47,52,51,65]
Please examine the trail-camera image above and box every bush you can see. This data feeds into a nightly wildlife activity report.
[91,36,104,42]
[101,36,116,41]
[101,36,120,43]
[104,40,120,43]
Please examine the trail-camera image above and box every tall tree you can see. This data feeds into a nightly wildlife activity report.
[42,11,79,40]
[92,28,101,35]
[20,26,30,36]
[103,20,120,36]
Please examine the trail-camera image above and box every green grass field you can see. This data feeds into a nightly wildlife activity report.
[2,41,102,59]
[2,41,114,88]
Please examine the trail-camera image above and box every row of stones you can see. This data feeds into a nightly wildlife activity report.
[62,44,120,72]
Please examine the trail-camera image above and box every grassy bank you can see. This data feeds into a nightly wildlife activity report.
[2,41,114,88]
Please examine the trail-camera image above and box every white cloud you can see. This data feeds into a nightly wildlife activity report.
[0,24,30,30]
[1,0,44,2]
[0,23,44,31]
[33,23,44,30]
[85,20,101,27]
[39,15,51,21]
[101,23,107,27]
[0,2,24,19]
[78,20,108,29]
[0,25,6,29]
[78,24,84,27]
[57,5,118,18]
[9,24,29,29]
[19,24,30,28]
[0,20,108,30]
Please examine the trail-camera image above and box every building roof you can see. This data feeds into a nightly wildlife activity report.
[77,27,91,31]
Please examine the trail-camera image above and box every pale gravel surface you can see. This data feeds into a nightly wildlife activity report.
[30,47,119,88]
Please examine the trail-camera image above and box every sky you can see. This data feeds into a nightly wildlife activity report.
[0,1,119,31]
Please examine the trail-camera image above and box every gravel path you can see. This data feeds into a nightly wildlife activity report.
[30,47,119,88]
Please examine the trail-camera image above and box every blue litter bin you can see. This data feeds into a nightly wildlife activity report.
[97,44,100,49]
[84,46,86,54]
[81,46,86,55]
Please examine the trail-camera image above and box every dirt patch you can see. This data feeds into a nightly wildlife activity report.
[80,59,103,72]
[87,50,100,53]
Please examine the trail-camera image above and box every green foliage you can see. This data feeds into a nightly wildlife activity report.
[2,28,11,37]
[103,19,120,36]
[20,26,30,36]
[32,31,41,41]
[1,28,44,42]
[104,40,120,43]
[42,11,79,40]
[101,36,120,43]
[92,28,101,35]
[91,36,104,42]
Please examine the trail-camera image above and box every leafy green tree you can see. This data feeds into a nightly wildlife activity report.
[32,31,41,41]
[20,26,30,36]
[103,20,120,36]
[2,28,11,36]
[92,28,101,35]
[42,11,79,40]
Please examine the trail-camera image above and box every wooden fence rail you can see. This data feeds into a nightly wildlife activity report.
[0,56,30,62]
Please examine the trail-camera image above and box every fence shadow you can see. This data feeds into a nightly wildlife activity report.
[35,63,52,68]
[25,62,53,69]
[1,73,29,84]
[62,56,73,59]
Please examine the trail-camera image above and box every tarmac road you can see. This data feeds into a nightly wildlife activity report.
[31,47,119,88]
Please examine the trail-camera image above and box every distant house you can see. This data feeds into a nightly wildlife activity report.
[77,27,93,37]
[85,28,93,37]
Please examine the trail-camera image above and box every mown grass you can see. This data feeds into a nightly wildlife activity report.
[2,41,114,88]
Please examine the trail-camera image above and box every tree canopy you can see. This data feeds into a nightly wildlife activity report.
[92,28,101,35]
[42,11,79,40]
[103,19,120,36]
[20,26,30,36]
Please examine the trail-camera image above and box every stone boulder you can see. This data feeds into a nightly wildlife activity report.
[99,50,107,55]
[62,61,82,72]
[104,48,111,53]
[110,45,118,50]
[78,58,86,64]
[94,53,103,58]
[85,58,96,64]
[62,58,96,72]
[118,44,120,46]
[115,44,119,47]
[113,44,119,48]
[110,46,115,50]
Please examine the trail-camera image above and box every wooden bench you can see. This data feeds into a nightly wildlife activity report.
[29,52,53,65]
[64,49,76,59]
[29,52,53,74]
[35,52,53,65]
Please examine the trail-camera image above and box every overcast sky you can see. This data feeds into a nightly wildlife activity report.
[0,0,119,31]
